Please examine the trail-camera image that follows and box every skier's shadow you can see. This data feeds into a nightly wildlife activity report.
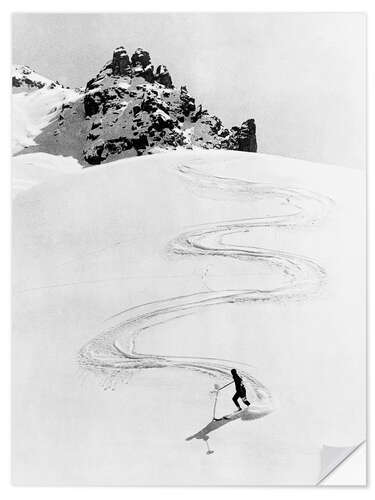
[186,407,271,455]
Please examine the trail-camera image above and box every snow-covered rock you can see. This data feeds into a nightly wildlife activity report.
[12,47,258,166]
[12,65,82,155]
[12,64,60,92]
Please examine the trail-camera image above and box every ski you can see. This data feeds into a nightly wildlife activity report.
[217,406,250,420]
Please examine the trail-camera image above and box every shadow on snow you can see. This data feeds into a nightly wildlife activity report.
[186,406,272,454]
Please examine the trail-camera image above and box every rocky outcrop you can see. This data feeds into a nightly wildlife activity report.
[112,47,132,77]
[238,118,257,152]
[12,65,59,91]
[131,48,151,68]
[179,86,196,116]
[83,93,102,117]
[131,48,154,83]
[155,65,173,88]
[226,119,257,153]
[13,46,258,165]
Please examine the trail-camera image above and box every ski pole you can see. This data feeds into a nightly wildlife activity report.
[216,380,234,391]
[211,381,234,420]
[212,389,219,420]
[209,380,234,395]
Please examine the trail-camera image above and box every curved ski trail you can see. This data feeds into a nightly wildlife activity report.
[78,163,333,418]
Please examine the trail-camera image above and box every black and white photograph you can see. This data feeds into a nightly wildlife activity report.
[10,11,366,486]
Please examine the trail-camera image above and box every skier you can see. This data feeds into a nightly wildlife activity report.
[231,368,250,411]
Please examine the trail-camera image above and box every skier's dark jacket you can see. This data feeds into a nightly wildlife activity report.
[233,373,246,396]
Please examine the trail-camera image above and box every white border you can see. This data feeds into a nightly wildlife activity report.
[1,1,372,498]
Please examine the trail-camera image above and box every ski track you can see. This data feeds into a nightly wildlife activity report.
[78,163,333,418]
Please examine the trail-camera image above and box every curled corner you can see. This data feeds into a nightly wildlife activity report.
[317,440,366,485]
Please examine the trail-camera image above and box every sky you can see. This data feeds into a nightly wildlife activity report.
[12,13,365,169]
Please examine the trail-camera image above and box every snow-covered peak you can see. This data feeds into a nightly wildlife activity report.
[12,65,61,92]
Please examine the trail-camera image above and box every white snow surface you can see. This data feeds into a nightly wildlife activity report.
[12,153,82,198]
[12,150,365,485]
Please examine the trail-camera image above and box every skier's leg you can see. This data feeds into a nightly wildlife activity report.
[241,389,250,406]
[232,392,242,410]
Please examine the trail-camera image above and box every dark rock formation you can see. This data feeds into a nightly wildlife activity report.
[131,48,154,83]
[191,104,206,123]
[112,47,132,77]
[180,86,196,116]
[12,65,59,90]
[229,119,257,152]
[14,46,258,165]
[84,136,134,165]
[83,93,102,117]
[12,76,45,89]
[155,65,173,88]
[239,119,257,152]
[131,48,151,68]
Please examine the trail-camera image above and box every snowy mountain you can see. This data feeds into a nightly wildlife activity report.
[12,65,82,156]
[12,64,61,92]
[12,47,257,165]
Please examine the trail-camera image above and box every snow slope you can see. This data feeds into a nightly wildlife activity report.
[12,153,82,198]
[12,71,81,155]
[12,150,365,485]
